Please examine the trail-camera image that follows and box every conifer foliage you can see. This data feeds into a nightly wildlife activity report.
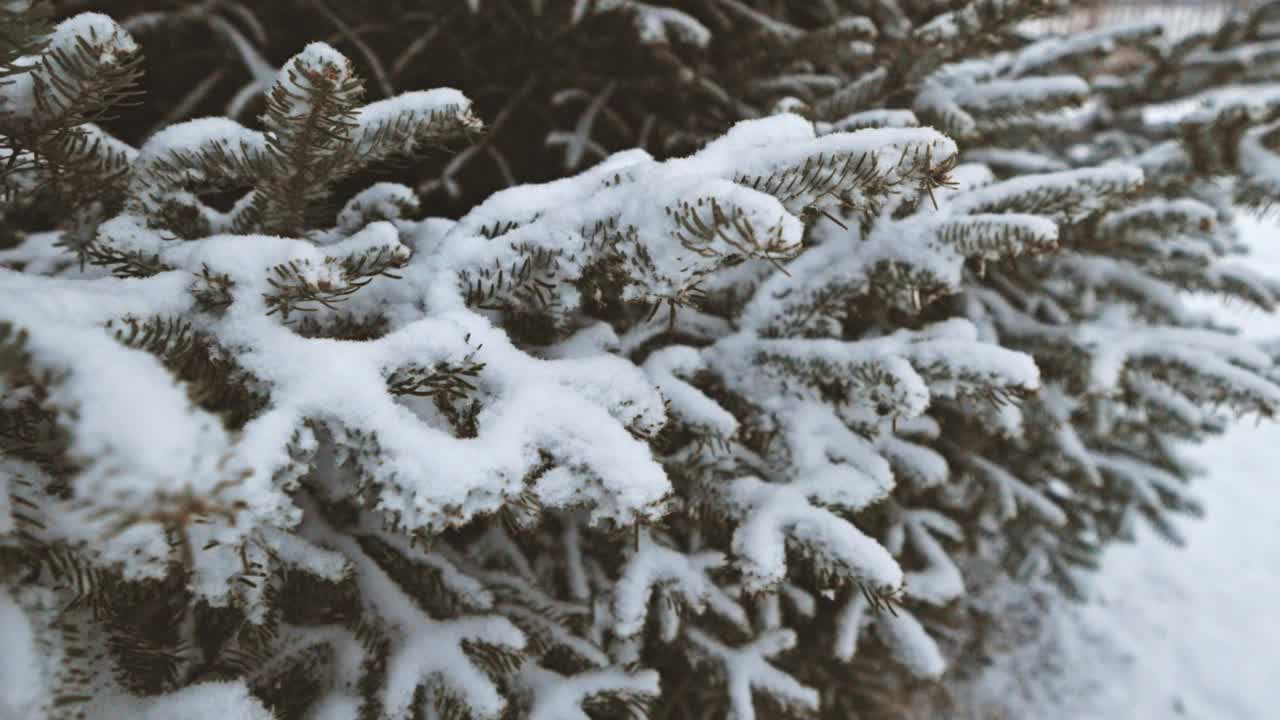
[2,1,1280,718]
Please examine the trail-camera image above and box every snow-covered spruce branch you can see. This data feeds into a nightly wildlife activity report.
[2,3,1280,719]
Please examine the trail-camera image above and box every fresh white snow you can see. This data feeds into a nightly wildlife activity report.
[973,212,1280,720]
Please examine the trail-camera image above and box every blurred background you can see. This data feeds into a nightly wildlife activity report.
[970,8,1280,719]
[1039,0,1261,38]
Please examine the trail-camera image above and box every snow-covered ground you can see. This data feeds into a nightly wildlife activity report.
[973,213,1280,720]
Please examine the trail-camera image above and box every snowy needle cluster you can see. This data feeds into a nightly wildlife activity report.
[2,1,1280,719]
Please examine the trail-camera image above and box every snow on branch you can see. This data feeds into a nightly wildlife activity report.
[7,3,1280,716]
[685,626,819,720]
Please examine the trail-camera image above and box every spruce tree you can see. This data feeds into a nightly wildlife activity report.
[2,2,1279,719]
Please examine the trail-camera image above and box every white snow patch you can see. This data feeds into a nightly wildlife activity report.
[972,213,1280,719]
